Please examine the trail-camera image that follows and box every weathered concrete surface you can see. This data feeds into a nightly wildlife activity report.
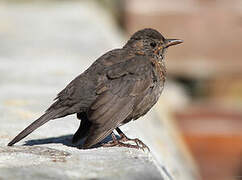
[0,1,198,180]
[0,146,162,180]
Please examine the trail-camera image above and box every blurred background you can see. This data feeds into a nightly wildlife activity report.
[1,0,242,179]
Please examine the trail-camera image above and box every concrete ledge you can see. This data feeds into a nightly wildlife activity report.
[0,146,163,180]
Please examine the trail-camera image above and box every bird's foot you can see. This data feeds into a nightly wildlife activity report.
[102,129,150,151]
[116,127,150,152]
[102,140,143,149]
[118,136,150,152]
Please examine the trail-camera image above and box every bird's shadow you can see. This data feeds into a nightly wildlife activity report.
[24,134,119,149]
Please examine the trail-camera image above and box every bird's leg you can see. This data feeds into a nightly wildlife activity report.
[115,127,150,151]
[102,131,146,150]
[102,132,119,147]
[102,132,134,148]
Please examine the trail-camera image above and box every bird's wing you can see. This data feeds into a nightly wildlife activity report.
[46,73,97,116]
[83,56,156,148]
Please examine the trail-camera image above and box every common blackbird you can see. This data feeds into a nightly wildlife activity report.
[8,28,183,149]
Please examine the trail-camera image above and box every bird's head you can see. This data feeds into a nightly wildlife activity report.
[124,28,183,60]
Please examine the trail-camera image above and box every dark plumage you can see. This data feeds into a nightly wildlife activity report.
[8,28,183,149]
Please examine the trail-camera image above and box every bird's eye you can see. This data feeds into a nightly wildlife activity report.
[150,42,157,48]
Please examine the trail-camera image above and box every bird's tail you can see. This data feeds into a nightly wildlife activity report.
[8,109,64,146]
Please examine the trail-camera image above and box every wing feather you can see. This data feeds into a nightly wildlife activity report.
[83,56,155,148]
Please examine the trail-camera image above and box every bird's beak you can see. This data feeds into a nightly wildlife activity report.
[164,39,183,48]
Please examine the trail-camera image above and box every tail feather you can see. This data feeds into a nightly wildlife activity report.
[8,109,63,146]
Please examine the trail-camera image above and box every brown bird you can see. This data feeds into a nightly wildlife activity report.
[8,28,182,149]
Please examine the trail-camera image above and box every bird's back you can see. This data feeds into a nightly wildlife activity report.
[47,48,132,116]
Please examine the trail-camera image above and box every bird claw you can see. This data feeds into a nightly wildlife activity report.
[133,138,150,152]
[119,137,150,152]
[102,136,150,152]
[102,141,138,149]
[102,128,150,151]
